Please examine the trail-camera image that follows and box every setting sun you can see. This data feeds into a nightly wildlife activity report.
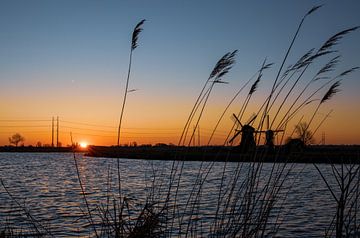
[79,142,88,148]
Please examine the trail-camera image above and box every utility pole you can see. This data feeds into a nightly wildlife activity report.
[51,117,54,147]
[198,125,200,146]
[56,116,59,147]
[321,132,326,145]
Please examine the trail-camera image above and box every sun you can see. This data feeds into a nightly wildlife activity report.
[79,142,88,148]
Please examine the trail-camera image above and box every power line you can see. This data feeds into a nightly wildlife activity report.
[60,126,181,135]
[0,119,51,122]
[0,131,50,134]
[0,125,228,136]
[0,117,231,144]
[60,120,117,129]
[0,125,51,128]
[65,131,179,138]
[60,120,184,131]
[0,118,228,133]
[61,126,117,133]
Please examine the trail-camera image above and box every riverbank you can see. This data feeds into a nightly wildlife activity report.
[1,145,359,164]
[86,145,360,164]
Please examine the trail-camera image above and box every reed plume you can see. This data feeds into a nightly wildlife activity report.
[278,66,358,129]
[321,81,341,104]
[316,55,340,77]
[271,25,359,130]
[132,19,146,50]
[266,49,315,117]
[171,50,238,233]
[306,81,341,135]
[338,66,360,77]
[209,50,237,80]
[306,5,322,16]
[249,74,261,95]
[318,26,359,54]
[274,55,340,130]
[117,19,146,146]
[179,50,237,146]
[292,48,316,70]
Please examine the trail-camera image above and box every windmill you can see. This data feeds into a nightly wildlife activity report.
[228,113,258,153]
[261,115,284,148]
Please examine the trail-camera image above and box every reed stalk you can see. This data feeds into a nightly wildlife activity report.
[207,60,273,145]
[276,66,358,130]
[0,179,51,236]
[117,19,146,146]
[70,133,99,238]
[260,5,322,132]
[170,50,238,233]
[274,55,340,130]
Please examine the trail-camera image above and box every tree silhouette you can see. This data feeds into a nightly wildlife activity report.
[9,133,25,147]
[294,122,314,145]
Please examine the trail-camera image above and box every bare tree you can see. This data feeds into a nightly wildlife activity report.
[294,122,314,145]
[9,133,25,147]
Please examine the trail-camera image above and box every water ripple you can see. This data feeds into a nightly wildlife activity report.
[0,153,349,237]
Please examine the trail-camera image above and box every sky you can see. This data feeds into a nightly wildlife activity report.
[0,0,359,146]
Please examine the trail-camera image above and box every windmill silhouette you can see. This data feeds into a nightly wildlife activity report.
[261,115,284,148]
[228,113,258,153]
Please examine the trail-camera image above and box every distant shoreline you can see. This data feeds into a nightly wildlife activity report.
[86,145,360,164]
[1,145,359,164]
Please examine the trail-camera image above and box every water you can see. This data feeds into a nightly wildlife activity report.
[0,153,354,237]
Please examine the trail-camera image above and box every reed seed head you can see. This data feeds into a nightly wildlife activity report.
[209,50,238,80]
[249,74,261,95]
[318,26,359,54]
[321,81,341,104]
[306,5,323,17]
[315,55,341,79]
[294,48,315,70]
[132,19,146,50]
[337,67,359,78]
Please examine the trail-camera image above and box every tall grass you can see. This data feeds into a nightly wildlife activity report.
[314,161,360,237]
[117,19,146,146]
[0,179,51,237]
[170,5,359,238]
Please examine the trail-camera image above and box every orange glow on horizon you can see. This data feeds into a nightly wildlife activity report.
[79,142,88,148]
[0,81,359,146]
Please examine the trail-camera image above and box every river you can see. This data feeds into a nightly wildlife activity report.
[0,153,356,237]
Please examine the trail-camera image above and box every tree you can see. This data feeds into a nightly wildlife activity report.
[9,133,25,147]
[294,122,315,145]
